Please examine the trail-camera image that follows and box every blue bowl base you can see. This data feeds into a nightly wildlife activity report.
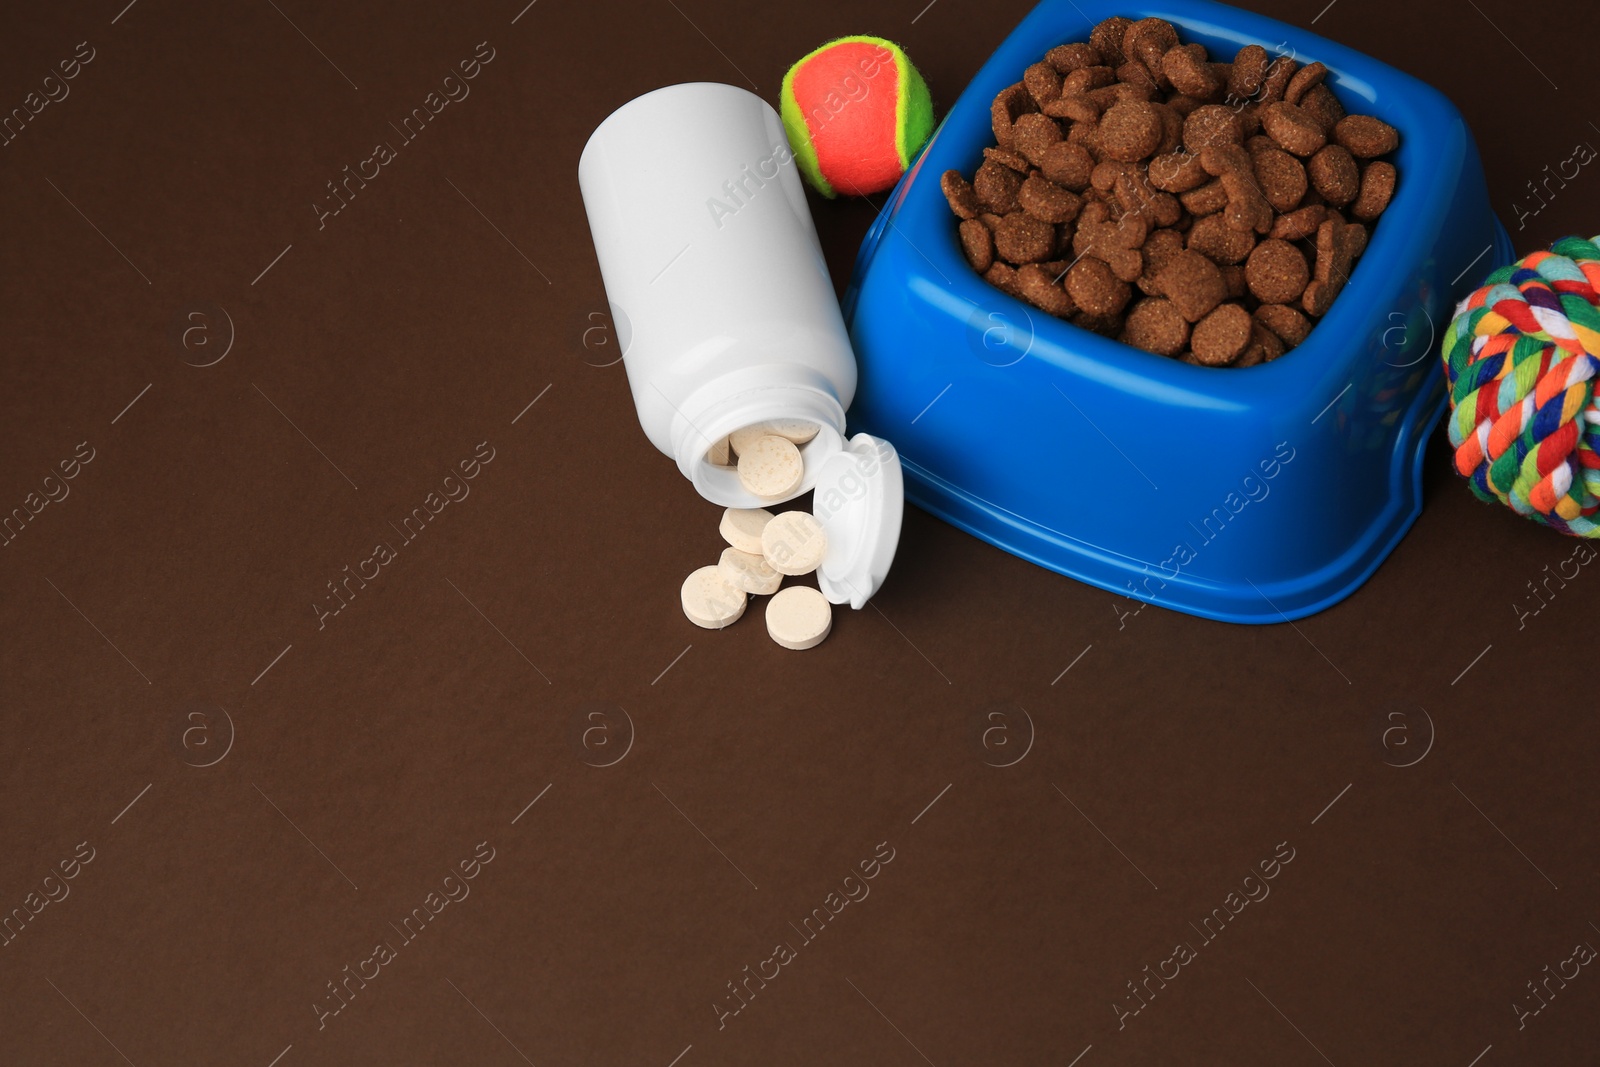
[893,218,1515,625]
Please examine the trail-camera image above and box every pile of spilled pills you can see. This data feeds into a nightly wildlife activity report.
[680,421,835,649]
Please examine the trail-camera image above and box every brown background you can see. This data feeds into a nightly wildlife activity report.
[3,0,1599,1064]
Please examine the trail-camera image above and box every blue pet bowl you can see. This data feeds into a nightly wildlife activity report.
[843,0,1513,623]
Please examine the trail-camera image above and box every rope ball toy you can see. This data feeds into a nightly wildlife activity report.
[1442,235,1600,536]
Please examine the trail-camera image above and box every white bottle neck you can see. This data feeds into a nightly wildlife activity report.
[672,365,847,507]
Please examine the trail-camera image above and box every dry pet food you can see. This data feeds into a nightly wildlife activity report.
[941,14,1400,367]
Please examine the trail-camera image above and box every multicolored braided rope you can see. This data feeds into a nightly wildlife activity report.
[1441,235,1600,536]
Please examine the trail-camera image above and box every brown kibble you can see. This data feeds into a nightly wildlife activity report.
[1072,310,1124,337]
[1198,144,1270,234]
[1229,339,1264,367]
[1245,134,1278,156]
[1137,228,1187,295]
[1017,263,1076,316]
[1152,102,1184,153]
[1124,297,1191,356]
[983,145,1032,173]
[1024,61,1063,107]
[1308,144,1359,206]
[1097,82,1153,108]
[1115,60,1160,95]
[1114,168,1182,227]
[1299,275,1337,316]
[1181,178,1229,216]
[1284,61,1327,105]
[1011,112,1064,166]
[1299,83,1345,134]
[982,261,1021,297]
[1270,203,1327,240]
[1163,44,1219,98]
[1066,256,1132,316]
[1232,321,1283,367]
[1257,322,1287,361]
[1344,220,1368,258]
[1044,93,1102,123]
[1099,101,1165,161]
[1037,141,1096,191]
[1244,239,1310,303]
[959,219,994,271]
[1236,103,1263,138]
[1220,169,1274,234]
[1111,251,1145,283]
[1183,104,1244,153]
[1351,161,1396,220]
[1252,147,1307,213]
[973,159,1024,212]
[1258,55,1298,105]
[994,211,1056,264]
[1046,41,1103,73]
[1302,216,1358,315]
[1019,173,1083,223]
[1191,303,1253,365]
[1209,60,1234,91]
[1089,17,1132,67]
[942,170,980,219]
[1219,263,1248,299]
[1188,213,1256,264]
[1335,114,1399,158]
[1091,160,1123,194]
[1255,303,1311,346]
[1154,249,1227,322]
[1199,142,1252,177]
[1229,44,1269,98]
[1073,201,1147,282]
[1066,118,1103,159]
[978,212,1004,231]
[1123,18,1180,79]
[1062,66,1117,94]
[1149,150,1210,192]
[991,83,1037,149]
[1166,94,1203,118]
[1260,102,1326,156]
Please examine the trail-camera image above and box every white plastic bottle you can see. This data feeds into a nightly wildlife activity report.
[578,82,902,607]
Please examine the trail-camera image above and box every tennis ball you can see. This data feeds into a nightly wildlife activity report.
[780,36,934,198]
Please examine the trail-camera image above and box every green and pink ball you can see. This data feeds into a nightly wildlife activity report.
[780,36,935,198]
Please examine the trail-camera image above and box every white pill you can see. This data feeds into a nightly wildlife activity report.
[719,547,781,595]
[731,420,819,453]
[719,507,773,554]
[765,586,833,650]
[706,435,731,466]
[737,435,803,498]
[729,423,769,457]
[761,510,827,576]
[680,566,747,629]
[764,418,819,444]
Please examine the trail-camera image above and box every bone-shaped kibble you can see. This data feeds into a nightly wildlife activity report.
[1201,144,1273,235]
[1301,216,1363,316]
